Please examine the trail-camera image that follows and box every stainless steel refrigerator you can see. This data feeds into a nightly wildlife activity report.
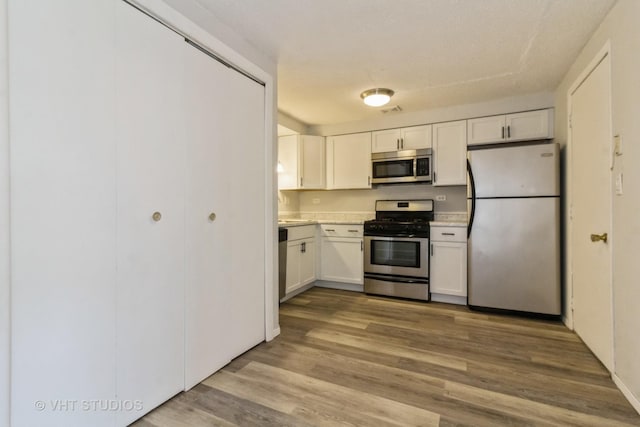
[467,142,561,315]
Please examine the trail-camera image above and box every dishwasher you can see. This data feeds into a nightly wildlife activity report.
[278,227,288,301]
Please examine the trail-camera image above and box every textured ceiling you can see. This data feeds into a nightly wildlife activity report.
[184,0,615,126]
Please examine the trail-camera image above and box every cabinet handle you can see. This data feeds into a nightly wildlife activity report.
[361,240,364,251]
[301,242,306,253]
[507,125,511,138]
[300,177,303,187]
[501,126,505,139]
[433,171,437,183]
[430,243,434,256]
[397,139,400,150]
[401,138,404,149]
[368,176,371,186]
[208,212,217,222]
[442,232,455,236]
[152,211,162,222]
[325,228,335,232]
[348,229,358,233]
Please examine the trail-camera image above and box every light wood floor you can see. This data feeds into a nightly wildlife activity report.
[134,287,640,426]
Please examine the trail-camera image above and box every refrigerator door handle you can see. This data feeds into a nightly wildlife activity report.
[467,158,476,238]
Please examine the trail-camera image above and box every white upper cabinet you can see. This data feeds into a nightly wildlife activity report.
[372,128,401,152]
[371,125,432,153]
[467,109,553,146]
[326,132,372,189]
[401,125,432,150]
[432,120,467,186]
[278,135,325,190]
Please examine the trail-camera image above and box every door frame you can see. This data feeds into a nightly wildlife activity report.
[565,41,613,348]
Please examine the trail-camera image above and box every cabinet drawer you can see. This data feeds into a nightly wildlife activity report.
[287,224,316,241]
[430,226,466,242]
[320,224,363,237]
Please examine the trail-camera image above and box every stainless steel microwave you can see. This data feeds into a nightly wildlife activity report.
[371,148,432,185]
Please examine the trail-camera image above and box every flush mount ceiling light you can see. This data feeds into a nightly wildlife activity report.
[360,88,394,107]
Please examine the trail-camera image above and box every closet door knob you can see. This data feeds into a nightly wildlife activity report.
[209,212,217,222]
[152,211,162,222]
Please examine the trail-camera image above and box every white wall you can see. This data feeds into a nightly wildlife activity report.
[554,0,640,411]
[311,92,554,136]
[0,0,9,424]
[298,185,466,215]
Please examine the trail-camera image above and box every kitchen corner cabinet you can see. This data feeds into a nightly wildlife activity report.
[319,224,364,284]
[432,120,467,186]
[371,125,432,153]
[285,225,316,294]
[278,134,325,190]
[467,109,553,146]
[326,132,372,189]
[430,225,467,300]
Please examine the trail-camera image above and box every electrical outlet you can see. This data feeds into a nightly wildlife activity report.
[616,173,623,195]
[435,195,446,201]
[312,198,320,205]
[614,135,623,156]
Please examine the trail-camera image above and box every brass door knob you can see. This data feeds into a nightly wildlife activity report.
[152,211,162,222]
[590,233,608,243]
[208,212,217,222]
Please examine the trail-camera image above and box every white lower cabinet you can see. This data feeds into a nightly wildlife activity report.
[430,225,467,304]
[319,224,364,285]
[286,225,316,294]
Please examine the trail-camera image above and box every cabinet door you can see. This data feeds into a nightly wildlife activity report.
[320,238,364,284]
[328,133,372,189]
[467,115,506,146]
[299,238,317,286]
[278,135,299,190]
[506,109,552,141]
[183,38,234,389]
[372,128,401,153]
[401,125,432,150]
[301,135,325,189]
[430,241,467,296]
[433,120,467,186]
[115,3,185,424]
[286,241,302,293]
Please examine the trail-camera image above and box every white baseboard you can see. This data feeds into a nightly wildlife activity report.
[279,282,315,303]
[613,373,640,415]
[267,327,280,342]
[314,280,363,292]
[430,293,467,305]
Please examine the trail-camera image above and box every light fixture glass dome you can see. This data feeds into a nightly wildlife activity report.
[360,88,394,107]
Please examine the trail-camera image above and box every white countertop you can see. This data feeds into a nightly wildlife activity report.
[429,221,467,227]
[278,219,364,227]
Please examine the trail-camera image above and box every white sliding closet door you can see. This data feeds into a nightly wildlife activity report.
[225,62,266,356]
[183,42,233,389]
[9,1,117,426]
[115,3,185,424]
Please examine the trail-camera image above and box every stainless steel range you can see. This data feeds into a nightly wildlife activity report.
[363,199,434,301]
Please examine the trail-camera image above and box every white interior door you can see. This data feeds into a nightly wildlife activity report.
[570,53,613,370]
[225,64,266,356]
[116,3,185,424]
[183,42,234,389]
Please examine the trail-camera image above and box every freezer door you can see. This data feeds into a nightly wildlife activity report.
[468,197,561,315]
[468,143,559,198]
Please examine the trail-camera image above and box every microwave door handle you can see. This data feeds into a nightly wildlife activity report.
[413,158,417,178]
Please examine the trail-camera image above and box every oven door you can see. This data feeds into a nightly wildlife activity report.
[364,235,429,278]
